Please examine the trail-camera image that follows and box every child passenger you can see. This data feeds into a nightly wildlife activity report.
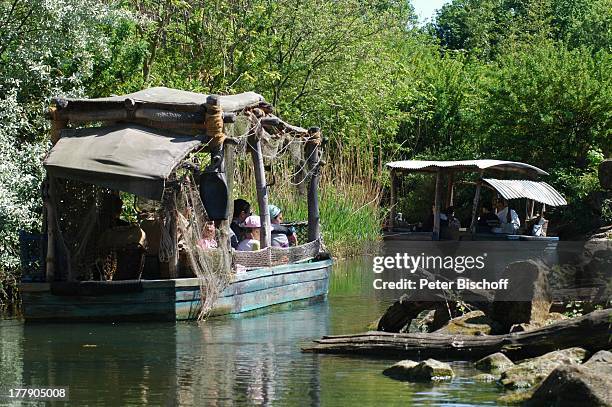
[197,221,218,249]
[237,215,261,251]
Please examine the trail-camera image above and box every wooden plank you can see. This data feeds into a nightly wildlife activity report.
[176,278,329,319]
[174,267,329,301]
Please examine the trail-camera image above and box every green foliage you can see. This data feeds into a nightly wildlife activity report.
[1,0,611,299]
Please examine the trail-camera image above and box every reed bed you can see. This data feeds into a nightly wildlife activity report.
[232,144,383,258]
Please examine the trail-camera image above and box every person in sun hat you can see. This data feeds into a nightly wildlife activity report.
[236,215,261,251]
[268,204,297,248]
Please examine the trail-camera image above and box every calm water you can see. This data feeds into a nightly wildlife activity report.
[0,258,502,406]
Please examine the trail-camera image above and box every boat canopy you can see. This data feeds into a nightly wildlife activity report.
[483,178,567,206]
[44,124,201,200]
[54,86,264,112]
[386,159,548,177]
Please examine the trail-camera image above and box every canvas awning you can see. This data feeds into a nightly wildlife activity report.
[44,124,201,200]
[483,178,567,206]
[386,160,548,177]
[55,87,265,112]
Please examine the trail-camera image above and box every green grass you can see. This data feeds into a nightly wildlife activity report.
[232,149,384,258]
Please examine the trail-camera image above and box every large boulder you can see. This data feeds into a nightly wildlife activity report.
[474,352,515,375]
[490,260,552,333]
[598,159,612,190]
[434,310,495,335]
[500,347,588,389]
[383,359,454,382]
[525,360,612,406]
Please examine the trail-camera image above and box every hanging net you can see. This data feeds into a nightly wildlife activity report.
[174,175,233,320]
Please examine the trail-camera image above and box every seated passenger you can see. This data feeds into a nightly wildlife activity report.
[531,211,548,237]
[230,199,251,249]
[444,206,461,229]
[269,204,298,247]
[477,202,500,232]
[494,198,520,234]
[421,205,448,232]
[197,221,218,249]
[237,215,261,251]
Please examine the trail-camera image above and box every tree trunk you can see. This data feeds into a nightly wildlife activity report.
[303,309,611,361]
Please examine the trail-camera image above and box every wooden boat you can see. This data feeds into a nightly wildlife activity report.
[21,258,332,321]
[384,159,567,242]
[20,87,332,322]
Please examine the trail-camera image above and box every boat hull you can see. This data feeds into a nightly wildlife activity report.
[20,259,332,322]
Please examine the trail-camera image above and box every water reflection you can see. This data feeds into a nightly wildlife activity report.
[1,257,503,406]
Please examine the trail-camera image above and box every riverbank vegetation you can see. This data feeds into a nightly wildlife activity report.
[1,0,610,305]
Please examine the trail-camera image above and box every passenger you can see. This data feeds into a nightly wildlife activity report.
[444,206,461,229]
[495,198,520,233]
[477,202,500,232]
[197,221,218,249]
[421,205,448,232]
[230,199,251,249]
[269,204,298,247]
[236,215,261,251]
[531,211,548,237]
[109,195,130,227]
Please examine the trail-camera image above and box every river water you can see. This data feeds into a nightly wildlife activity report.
[0,258,502,406]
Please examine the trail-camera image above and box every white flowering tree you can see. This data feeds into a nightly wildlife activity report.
[0,0,135,300]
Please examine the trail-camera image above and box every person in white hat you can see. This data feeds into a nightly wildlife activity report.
[236,215,261,251]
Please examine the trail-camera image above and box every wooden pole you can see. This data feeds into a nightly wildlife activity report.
[469,171,484,233]
[248,115,271,248]
[389,169,398,230]
[306,127,322,242]
[44,179,56,282]
[45,107,67,282]
[446,172,455,207]
[168,190,179,278]
[433,170,442,241]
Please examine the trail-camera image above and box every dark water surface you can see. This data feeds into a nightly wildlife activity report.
[1,258,502,406]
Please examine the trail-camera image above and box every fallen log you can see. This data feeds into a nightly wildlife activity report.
[302,309,611,361]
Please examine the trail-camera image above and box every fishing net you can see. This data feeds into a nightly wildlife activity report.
[174,175,233,320]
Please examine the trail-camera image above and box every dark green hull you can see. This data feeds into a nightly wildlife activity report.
[20,259,332,322]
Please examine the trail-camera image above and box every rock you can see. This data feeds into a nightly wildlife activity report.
[405,309,436,333]
[525,363,612,406]
[472,373,497,382]
[474,352,514,374]
[583,350,612,366]
[497,390,534,405]
[377,292,460,333]
[434,310,494,335]
[500,347,589,389]
[490,260,552,333]
[509,313,567,333]
[598,158,612,190]
[383,359,454,382]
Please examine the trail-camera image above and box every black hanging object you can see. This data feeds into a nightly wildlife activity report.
[200,153,229,220]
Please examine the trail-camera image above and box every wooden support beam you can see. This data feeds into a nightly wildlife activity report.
[389,169,398,229]
[433,170,442,241]
[45,110,67,282]
[248,121,271,248]
[469,171,484,233]
[446,172,455,207]
[306,127,322,242]
[44,179,56,283]
[50,99,236,129]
